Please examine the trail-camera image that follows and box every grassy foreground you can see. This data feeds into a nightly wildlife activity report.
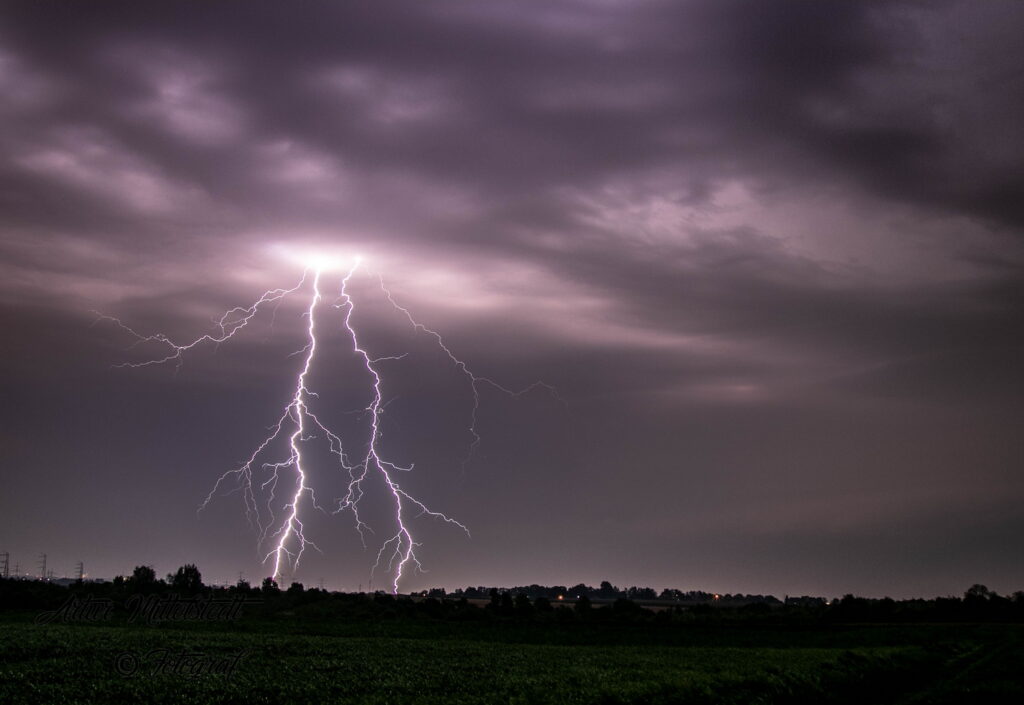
[2,613,1021,704]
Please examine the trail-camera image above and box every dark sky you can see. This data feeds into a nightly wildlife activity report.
[2,0,1023,598]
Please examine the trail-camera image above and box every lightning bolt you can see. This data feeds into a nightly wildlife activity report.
[93,277,308,373]
[334,263,469,593]
[376,275,565,466]
[99,261,556,592]
[261,268,322,578]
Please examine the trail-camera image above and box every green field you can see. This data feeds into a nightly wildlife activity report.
[2,613,1021,704]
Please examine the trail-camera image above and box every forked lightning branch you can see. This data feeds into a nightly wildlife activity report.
[97,258,557,593]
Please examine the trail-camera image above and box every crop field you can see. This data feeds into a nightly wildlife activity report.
[2,615,1020,705]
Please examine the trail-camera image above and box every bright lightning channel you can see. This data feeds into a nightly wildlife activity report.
[335,266,468,593]
[98,260,556,592]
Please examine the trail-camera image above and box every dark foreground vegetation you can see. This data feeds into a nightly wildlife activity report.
[2,571,1022,704]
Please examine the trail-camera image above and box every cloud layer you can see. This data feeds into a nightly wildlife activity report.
[2,0,1022,596]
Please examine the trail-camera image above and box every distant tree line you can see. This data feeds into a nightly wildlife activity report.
[425,580,780,606]
[3,567,1023,626]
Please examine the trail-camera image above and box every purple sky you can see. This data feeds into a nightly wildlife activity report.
[2,1,1023,597]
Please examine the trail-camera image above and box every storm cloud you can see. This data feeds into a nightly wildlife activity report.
[2,0,1022,597]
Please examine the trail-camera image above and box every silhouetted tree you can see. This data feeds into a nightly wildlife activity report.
[569,583,590,599]
[288,581,305,596]
[131,565,155,583]
[168,564,203,593]
[574,594,592,616]
[627,586,658,600]
[128,565,158,592]
[261,577,280,595]
[965,584,994,602]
